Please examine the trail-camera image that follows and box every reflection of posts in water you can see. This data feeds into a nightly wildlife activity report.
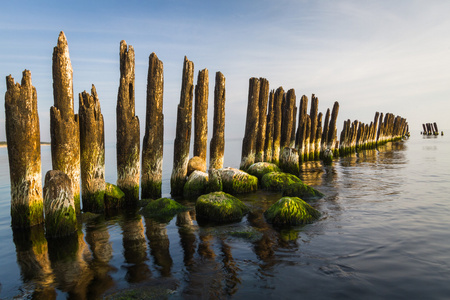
[177,211,197,266]
[12,226,55,299]
[84,218,115,298]
[121,214,150,283]
[145,218,173,277]
[47,229,93,299]
[299,161,324,186]
[219,238,241,296]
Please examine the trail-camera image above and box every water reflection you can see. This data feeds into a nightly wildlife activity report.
[177,211,197,267]
[145,218,173,277]
[120,212,151,283]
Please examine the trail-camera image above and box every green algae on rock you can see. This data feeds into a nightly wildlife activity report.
[141,198,187,223]
[195,191,249,223]
[246,162,281,181]
[104,182,125,210]
[282,182,324,200]
[183,170,208,199]
[264,196,320,226]
[218,167,258,194]
[261,172,302,191]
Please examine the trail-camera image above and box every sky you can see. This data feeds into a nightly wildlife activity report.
[1,0,450,147]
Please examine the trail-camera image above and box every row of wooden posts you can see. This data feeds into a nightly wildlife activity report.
[4,32,226,234]
[240,77,409,174]
[421,123,443,135]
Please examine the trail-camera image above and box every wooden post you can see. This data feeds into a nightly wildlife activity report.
[5,71,44,228]
[117,40,140,203]
[240,77,260,170]
[296,95,308,162]
[171,56,194,196]
[279,147,299,176]
[43,170,77,238]
[194,68,209,162]
[272,87,284,165]
[315,112,322,159]
[142,53,164,199]
[309,94,318,160]
[321,108,330,156]
[280,89,296,150]
[264,90,275,162]
[327,101,339,157]
[255,78,269,162]
[51,31,81,213]
[79,85,106,213]
[209,72,226,170]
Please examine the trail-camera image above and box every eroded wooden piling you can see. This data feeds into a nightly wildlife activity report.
[327,101,339,157]
[117,40,140,203]
[264,90,275,162]
[209,72,226,170]
[171,56,194,196]
[309,95,319,160]
[142,52,164,199]
[296,95,308,162]
[79,85,105,212]
[272,87,284,165]
[194,68,209,163]
[255,78,269,162]
[43,170,77,238]
[51,31,81,213]
[5,70,44,228]
[240,77,260,170]
[280,89,296,150]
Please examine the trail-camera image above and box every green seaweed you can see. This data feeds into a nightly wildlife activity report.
[141,180,162,200]
[11,202,44,228]
[74,193,81,214]
[264,196,320,226]
[82,190,106,213]
[121,185,139,205]
[246,162,281,181]
[183,173,208,200]
[141,197,187,223]
[104,183,125,210]
[261,172,302,191]
[282,182,324,200]
[222,173,258,195]
[195,191,249,223]
[45,205,77,238]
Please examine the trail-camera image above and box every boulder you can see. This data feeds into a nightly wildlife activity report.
[104,182,125,210]
[218,167,258,194]
[207,168,223,193]
[141,197,187,223]
[183,170,208,199]
[246,162,281,181]
[264,197,320,226]
[282,182,324,200]
[195,191,249,223]
[261,172,302,191]
[187,156,206,176]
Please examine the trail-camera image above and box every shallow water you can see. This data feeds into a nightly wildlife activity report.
[0,134,449,299]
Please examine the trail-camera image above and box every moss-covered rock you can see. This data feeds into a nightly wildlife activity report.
[141,198,187,223]
[218,167,258,194]
[207,168,223,193]
[282,182,324,200]
[104,182,125,210]
[261,172,302,191]
[246,162,281,181]
[264,197,320,226]
[195,191,249,223]
[183,170,208,199]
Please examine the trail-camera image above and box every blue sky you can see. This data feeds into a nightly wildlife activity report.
[1,0,450,146]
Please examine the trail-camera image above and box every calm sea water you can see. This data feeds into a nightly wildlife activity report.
[0,134,449,299]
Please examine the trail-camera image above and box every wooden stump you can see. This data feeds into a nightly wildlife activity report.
[209,72,226,170]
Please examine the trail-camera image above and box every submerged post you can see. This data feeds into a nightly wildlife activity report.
[116,41,140,203]
[51,31,81,213]
[193,68,209,163]
[240,77,260,170]
[142,52,164,199]
[79,85,106,213]
[209,72,226,170]
[171,56,194,196]
[5,70,44,228]
[255,78,269,162]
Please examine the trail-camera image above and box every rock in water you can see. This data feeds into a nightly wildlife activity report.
[141,198,187,223]
[246,162,281,181]
[5,70,44,228]
[187,156,207,175]
[282,182,324,200]
[195,192,249,223]
[261,172,302,191]
[104,182,125,210]
[183,170,208,199]
[51,31,81,213]
[116,40,140,203]
[218,167,258,195]
[264,197,320,226]
[43,170,77,238]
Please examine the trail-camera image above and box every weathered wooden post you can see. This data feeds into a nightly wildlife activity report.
[79,85,106,212]
[308,94,319,160]
[315,112,322,159]
[279,147,299,176]
[280,89,296,150]
[171,56,194,196]
[51,31,81,213]
[43,170,77,238]
[433,122,439,136]
[255,78,269,162]
[272,87,284,165]
[209,71,226,170]
[296,95,308,162]
[304,115,311,161]
[321,108,330,157]
[327,101,339,157]
[194,68,209,164]
[264,90,275,162]
[142,52,164,199]
[116,41,140,203]
[5,70,44,228]
[240,77,260,170]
